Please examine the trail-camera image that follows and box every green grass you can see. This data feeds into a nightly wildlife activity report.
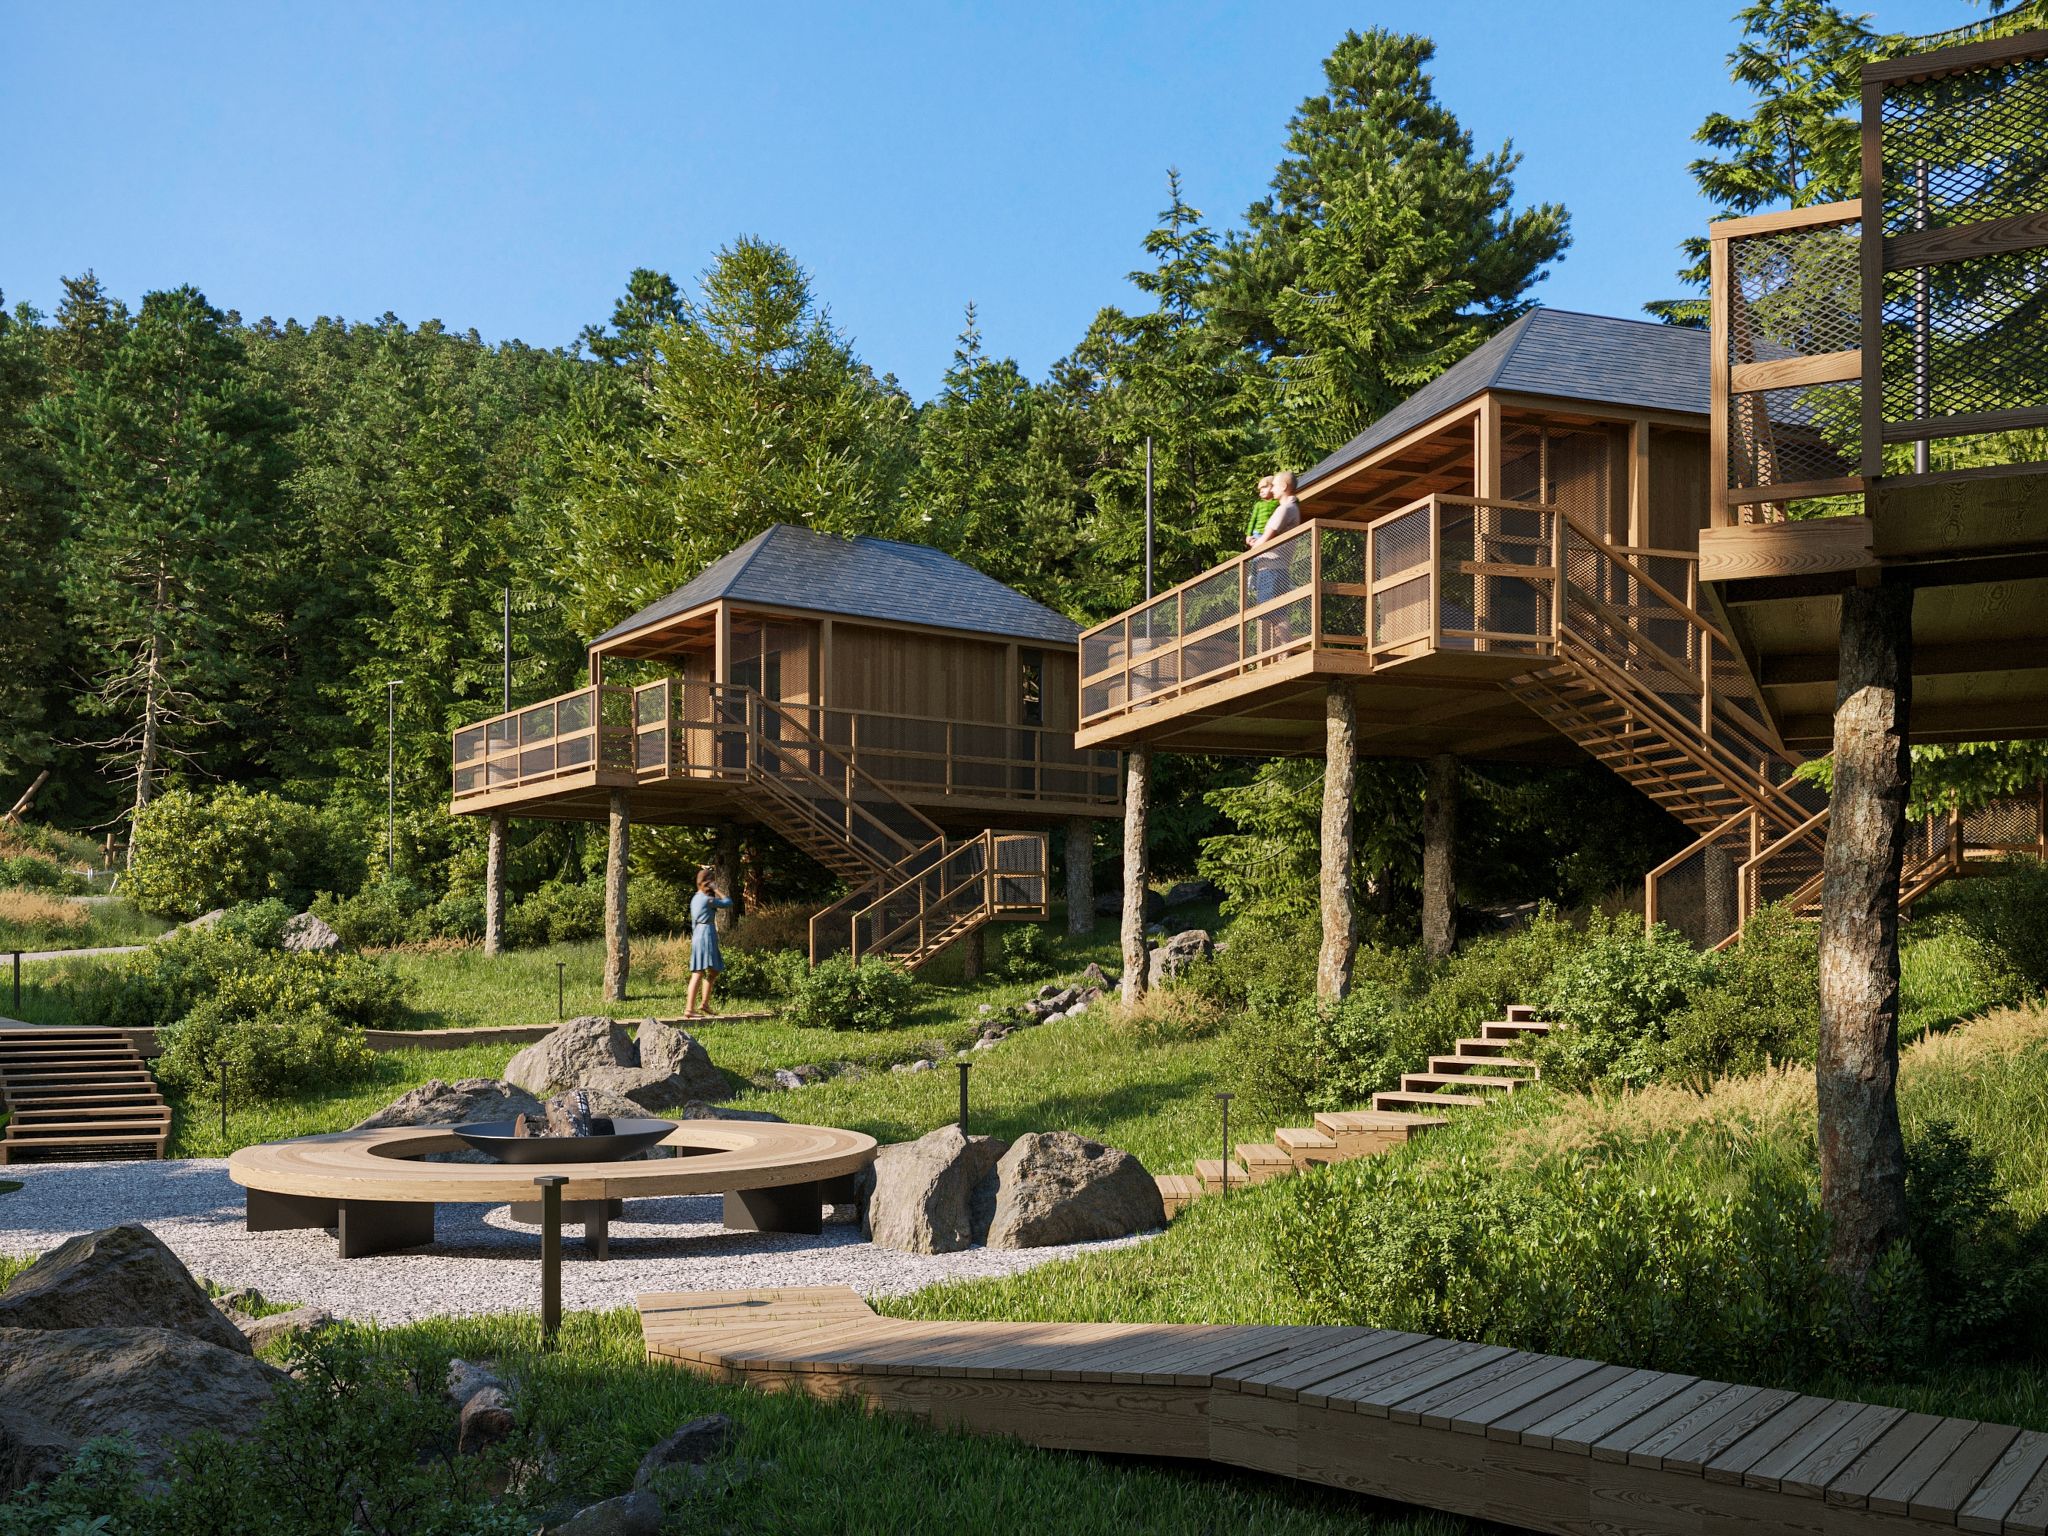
[0,896,169,956]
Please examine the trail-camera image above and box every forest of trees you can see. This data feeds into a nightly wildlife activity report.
[0,4,2014,924]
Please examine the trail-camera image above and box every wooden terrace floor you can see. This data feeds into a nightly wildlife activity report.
[640,1286,2048,1535]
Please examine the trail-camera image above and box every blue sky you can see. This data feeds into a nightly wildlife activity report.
[2,1,1975,400]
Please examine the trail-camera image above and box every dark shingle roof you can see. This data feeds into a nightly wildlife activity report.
[1301,309,1710,488]
[590,525,1082,648]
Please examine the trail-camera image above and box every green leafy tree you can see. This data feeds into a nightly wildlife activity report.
[1212,30,1568,457]
[38,286,288,837]
[0,296,71,794]
[550,240,916,637]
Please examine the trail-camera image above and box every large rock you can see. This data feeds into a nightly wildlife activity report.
[984,1132,1165,1249]
[865,1126,1009,1255]
[236,1306,335,1352]
[579,1065,701,1114]
[353,1077,544,1131]
[1162,878,1220,910]
[634,1412,735,1489]
[551,1490,663,1536]
[0,1326,284,1488]
[280,911,342,953]
[504,1017,637,1097]
[636,1021,730,1100]
[0,1225,248,1355]
[1146,928,1213,990]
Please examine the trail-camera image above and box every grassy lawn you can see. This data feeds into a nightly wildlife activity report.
[0,895,169,956]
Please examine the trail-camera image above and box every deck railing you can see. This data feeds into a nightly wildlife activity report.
[452,681,1116,809]
[808,829,1049,968]
[1709,27,2048,520]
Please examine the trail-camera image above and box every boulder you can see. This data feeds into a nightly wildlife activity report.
[0,1326,283,1486]
[579,1065,702,1114]
[1146,928,1213,991]
[891,1058,937,1074]
[551,1490,663,1536]
[180,908,227,931]
[633,1021,730,1100]
[0,1225,248,1355]
[504,1017,637,1097]
[279,911,342,953]
[1162,878,1220,910]
[353,1078,544,1131]
[633,1412,735,1489]
[447,1357,509,1408]
[984,1132,1165,1249]
[458,1385,517,1455]
[236,1306,335,1352]
[865,1126,1010,1254]
[1094,887,1165,921]
[1080,962,1116,990]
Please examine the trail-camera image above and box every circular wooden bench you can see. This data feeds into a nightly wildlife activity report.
[227,1121,877,1259]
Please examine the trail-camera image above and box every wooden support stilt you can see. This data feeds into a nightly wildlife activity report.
[1065,816,1094,937]
[1318,684,1357,1001]
[603,789,630,1003]
[1422,752,1459,960]
[1121,745,1151,1008]
[483,812,507,957]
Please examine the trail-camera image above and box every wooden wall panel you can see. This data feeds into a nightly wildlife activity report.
[1042,652,1079,732]
[828,623,1011,723]
[1648,429,1710,551]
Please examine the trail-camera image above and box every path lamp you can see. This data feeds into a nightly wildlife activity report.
[556,961,566,1022]
[10,951,18,1016]
[1214,1091,1234,1197]
[385,680,401,877]
[535,1174,566,1343]
[957,1061,972,1136]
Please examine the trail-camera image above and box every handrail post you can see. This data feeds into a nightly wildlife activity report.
[1238,557,1248,668]
[1429,497,1442,653]
[1310,524,1323,654]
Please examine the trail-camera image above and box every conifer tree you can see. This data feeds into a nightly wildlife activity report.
[0,296,71,794]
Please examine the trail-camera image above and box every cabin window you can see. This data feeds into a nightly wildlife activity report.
[1019,650,1044,727]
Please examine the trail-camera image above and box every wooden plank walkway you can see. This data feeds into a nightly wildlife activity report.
[640,1286,2048,1535]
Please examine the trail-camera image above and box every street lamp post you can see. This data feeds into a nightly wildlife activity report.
[386,681,400,877]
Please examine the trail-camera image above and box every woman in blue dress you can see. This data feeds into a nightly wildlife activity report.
[685,866,734,1018]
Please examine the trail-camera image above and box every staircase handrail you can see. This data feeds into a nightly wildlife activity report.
[806,833,951,961]
[850,832,996,963]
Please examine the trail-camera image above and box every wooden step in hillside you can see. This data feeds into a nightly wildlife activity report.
[0,1027,170,1163]
[1371,1010,1548,1115]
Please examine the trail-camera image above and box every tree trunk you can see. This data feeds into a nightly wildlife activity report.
[713,824,740,934]
[959,925,984,982]
[603,789,631,1003]
[1818,579,1914,1288]
[131,605,166,854]
[1120,745,1151,1008]
[741,829,766,912]
[1422,753,1459,960]
[1065,816,1094,936]
[483,812,507,957]
[1318,684,1358,1001]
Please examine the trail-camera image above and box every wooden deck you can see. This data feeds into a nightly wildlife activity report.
[641,1285,2048,1535]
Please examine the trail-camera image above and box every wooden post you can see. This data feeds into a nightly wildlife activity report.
[483,812,507,957]
[1818,577,1913,1290]
[959,926,984,982]
[1120,744,1151,1008]
[1317,684,1357,1001]
[1065,816,1094,937]
[713,824,740,934]
[603,789,630,1003]
[1422,753,1458,960]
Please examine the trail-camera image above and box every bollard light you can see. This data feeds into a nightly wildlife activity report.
[1214,1092,1235,1198]
[10,951,19,1016]
[556,961,566,1022]
[535,1174,567,1343]
[957,1061,972,1136]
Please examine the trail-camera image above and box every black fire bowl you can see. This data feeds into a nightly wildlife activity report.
[450,1116,681,1164]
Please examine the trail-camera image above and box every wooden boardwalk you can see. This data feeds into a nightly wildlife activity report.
[640,1286,2048,1535]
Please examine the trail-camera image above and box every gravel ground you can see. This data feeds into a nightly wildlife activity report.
[0,1159,1154,1325]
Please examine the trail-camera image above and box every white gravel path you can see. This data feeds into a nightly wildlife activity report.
[0,1159,1155,1325]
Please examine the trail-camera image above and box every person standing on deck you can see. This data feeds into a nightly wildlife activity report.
[684,866,734,1018]
[1246,470,1303,652]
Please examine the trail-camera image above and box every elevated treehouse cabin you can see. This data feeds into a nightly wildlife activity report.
[1081,23,2048,969]
[450,526,1119,984]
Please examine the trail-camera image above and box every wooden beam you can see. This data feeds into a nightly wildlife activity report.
[713,602,732,686]
[1879,403,2048,445]
[1629,419,1650,548]
[1861,26,2048,84]
[1885,209,2048,271]
[1870,470,2048,560]
[1762,639,2048,686]
[1699,518,1875,584]
[1475,394,1502,500]
[1709,199,1861,240]
[1729,349,1862,394]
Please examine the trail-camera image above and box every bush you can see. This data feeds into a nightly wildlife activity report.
[1923,857,2048,991]
[718,945,807,1000]
[1532,914,1714,1089]
[784,953,917,1031]
[312,879,486,948]
[217,897,294,950]
[126,786,364,919]
[0,852,85,894]
[1187,915,1320,1011]
[1660,905,1821,1080]
[625,874,689,936]
[1228,981,1413,1118]
[995,923,1056,983]
[156,997,376,1099]
[504,879,603,947]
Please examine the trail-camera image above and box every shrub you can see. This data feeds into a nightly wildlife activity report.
[0,852,85,894]
[504,879,603,946]
[1532,915,1714,1089]
[1923,857,2048,991]
[312,879,432,948]
[1658,905,1821,1080]
[995,923,1056,983]
[625,874,689,936]
[156,997,376,1099]
[784,953,916,1030]
[1187,915,1319,1011]
[217,897,294,950]
[1901,917,2023,1036]
[126,786,364,919]
[719,945,807,1000]
[1228,981,1414,1118]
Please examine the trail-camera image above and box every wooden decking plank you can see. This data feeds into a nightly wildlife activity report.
[1659,1386,1801,1475]
[704,1320,916,1372]
[1957,1429,2048,1533]
[1092,1325,1265,1384]
[1743,1399,1867,1490]
[1212,1328,1397,1397]
[1704,1394,1835,1485]
[1398,1349,1557,1428]
[904,1323,1138,1380]
[1238,1330,1436,1402]
[1908,1422,2022,1522]
[1591,1378,1733,1465]
[1031,1325,1183,1382]
[1868,1417,1985,1514]
[2000,1453,2048,1536]
[1517,1367,1671,1451]
[1545,1373,1701,1455]
[1485,1362,1635,1443]
[871,1323,1093,1379]
[1082,1325,1251,1383]
[1779,1402,1905,1497]
[1296,1337,1454,1410]
[1138,1327,1307,1387]
[1620,1382,1765,1469]
[1824,1411,1945,1508]
[1343,1342,1518,1419]
[1438,1357,1602,1437]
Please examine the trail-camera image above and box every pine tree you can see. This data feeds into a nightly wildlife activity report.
[0,296,71,795]
[38,286,288,835]
[1212,30,1568,456]
[550,238,915,636]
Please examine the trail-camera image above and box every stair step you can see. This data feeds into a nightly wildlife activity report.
[1482,1020,1552,1039]
[1372,1089,1496,1112]
[1312,1109,1446,1156]
[1155,1173,1204,1216]
[1234,1143,1295,1183]
[1428,1054,1538,1076]
[1193,1158,1245,1194]
[1399,1072,1525,1094]
[1273,1127,1337,1168]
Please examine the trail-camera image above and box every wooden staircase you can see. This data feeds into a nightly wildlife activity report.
[1156,1006,1550,1216]
[0,1026,170,1163]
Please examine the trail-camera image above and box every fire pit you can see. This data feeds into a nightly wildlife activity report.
[449,1116,682,1164]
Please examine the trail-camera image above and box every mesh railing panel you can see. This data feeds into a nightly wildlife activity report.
[1879,52,2048,237]
[1730,383,1863,488]
[1728,221,1862,364]
[1878,250,2048,424]
[1965,794,2042,849]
